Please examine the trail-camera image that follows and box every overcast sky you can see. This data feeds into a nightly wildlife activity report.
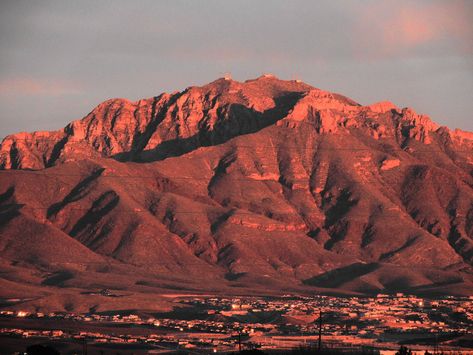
[1,0,472,138]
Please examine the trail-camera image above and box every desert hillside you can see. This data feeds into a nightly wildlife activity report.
[1,75,472,311]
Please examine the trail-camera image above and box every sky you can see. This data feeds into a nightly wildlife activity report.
[0,0,472,138]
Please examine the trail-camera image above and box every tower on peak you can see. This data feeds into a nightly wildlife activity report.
[291,73,302,83]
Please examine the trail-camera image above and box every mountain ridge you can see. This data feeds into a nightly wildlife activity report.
[0,75,472,311]
[3,75,471,170]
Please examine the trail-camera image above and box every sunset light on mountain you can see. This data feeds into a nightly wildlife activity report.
[0,1,472,354]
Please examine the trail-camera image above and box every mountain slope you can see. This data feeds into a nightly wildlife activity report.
[1,75,472,310]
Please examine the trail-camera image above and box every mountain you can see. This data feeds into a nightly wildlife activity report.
[1,75,473,312]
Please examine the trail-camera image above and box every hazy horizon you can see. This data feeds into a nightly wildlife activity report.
[1,0,472,137]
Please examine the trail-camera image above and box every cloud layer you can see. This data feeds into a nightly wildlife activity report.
[355,0,473,57]
[0,77,81,96]
[0,0,472,136]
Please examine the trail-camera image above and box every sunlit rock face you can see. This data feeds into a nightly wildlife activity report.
[1,75,473,301]
[1,75,467,169]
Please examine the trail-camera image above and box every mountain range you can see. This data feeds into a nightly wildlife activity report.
[1,75,472,312]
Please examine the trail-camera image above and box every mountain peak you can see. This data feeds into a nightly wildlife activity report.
[1,76,473,299]
[1,76,471,170]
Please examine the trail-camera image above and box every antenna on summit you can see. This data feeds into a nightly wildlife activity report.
[292,73,302,83]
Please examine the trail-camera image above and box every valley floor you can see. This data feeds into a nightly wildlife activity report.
[0,294,472,354]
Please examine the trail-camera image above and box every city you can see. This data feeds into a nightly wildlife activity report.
[1,293,472,354]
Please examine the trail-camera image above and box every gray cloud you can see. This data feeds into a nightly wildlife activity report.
[0,0,472,137]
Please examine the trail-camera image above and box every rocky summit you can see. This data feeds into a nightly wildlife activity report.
[1,75,473,312]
